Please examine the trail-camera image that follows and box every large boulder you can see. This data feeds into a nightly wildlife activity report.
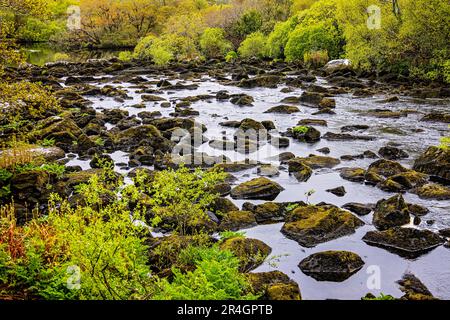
[218,210,257,231]
[412,183,450,200]
[264,105,300,114]
[362,227,445,258]
[288,159,313,182]
[298,251,364,282]
[397,273,436,300]
[219,237,271,272]
[293,155,340,169]
[378,146,409,160]
[413,146,449,181]
[324,59,352,74]
[231,177,284,200]
[367,159,408,178]
[114,125,173,152]
[242,201,306,224]
[340,167,366,182]
[281,205,364,247]
[290,126,321,143]
[246,271,301,300]
[373,194,411,230]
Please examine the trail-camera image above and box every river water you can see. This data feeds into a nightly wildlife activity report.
[62,66,450,300]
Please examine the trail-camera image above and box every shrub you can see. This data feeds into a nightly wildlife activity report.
[52,52,70,61]
[118,51,133,62]
[138,166,227,235]
[154,245,257,300]
[304,50,329,68]
[228,10,263,45]
[0,81,60,126]
[238,32,267,59]
[265,17,299,59]
[199,28,233,59]
[285,22,341,62]
[225,51,238,63]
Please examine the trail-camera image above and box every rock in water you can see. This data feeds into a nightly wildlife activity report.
[413,146,450,181]
[219,237,271,272]
[372,194,411,230]
[397,273,436,300]
[231,177,284,200]
[299,251,365,282]
[281,205,364,247]
[362,227,445,258]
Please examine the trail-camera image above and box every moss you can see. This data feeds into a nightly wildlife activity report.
[219,211,257,231]
[281,205,364,247]
[294,155,340,169]
[230,177,284,200]
[219,237,271,272]
[413,183,450,200]
[266,283,301,300]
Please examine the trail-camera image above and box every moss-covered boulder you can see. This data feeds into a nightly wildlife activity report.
[212,161,258,172]
[219,237,271,272]
[246,271,301,300]
[412,183,450,200]
[298,250,365,282]
[362,227,445,258]
[378,146,409,160]
[115,124,173,153]
[231,177,284,200]
[339,167,366,182]
[367,159,408,178]
[281,205,364,247]
[210,197,239,214]
[380,171,429,191]
[238,118,265,131]
[373,194,411,230]
[293,155,340,169]
[397,273,437,300]
[290,126,321,143]
[10,170,52,206]
[218,210,257,231]
[413,146,449,181]
[264,105,300,114]
[288,159,313,182]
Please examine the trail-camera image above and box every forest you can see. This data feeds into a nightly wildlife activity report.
[0,0,449,302]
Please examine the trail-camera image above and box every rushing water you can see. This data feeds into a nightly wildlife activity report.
[64,68,450,300]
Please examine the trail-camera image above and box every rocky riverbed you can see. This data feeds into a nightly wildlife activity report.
[3,58,450,299]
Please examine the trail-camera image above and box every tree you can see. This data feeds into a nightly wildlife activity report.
[238,32,267,59]
[199,27,233,58]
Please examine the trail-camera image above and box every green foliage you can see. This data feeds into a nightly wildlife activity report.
[225,51,238,63]
[336,0,450,82]
[238,32,268,59]
[229,10,264,44]
[292,126,309,134]
[15,163,66,179]
[137,166,226,235]
[266,17,299,59]
[304,50,329,68]
[118,51,133,62]
[41,138,55,147]
[363,293,396,300]
[219,231,246,241]
[199,28,233,59]
[439,127,450,150]
[154,245,257,300]
[285,22,341,62]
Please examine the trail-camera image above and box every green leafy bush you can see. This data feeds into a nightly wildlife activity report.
[199,28,233,59]
[136,166,226,235]
[266,17,299,59]
[285,22,340,62]
[225,51,238,63]
[118,51,133,62]
[238,32,267,59]
[304,50,329,68]
[154,245,257,300]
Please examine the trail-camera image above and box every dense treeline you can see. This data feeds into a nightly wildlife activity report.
[0,0,449,81]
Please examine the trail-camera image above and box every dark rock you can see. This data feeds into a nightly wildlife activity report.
[367,159,408,178]
[413,146,449,181]
[288,159,313,182]
[326,186,346,197]
[362,227,444,258]
[378,146,409,160]
[297,119,327,127]
[397,273,436,300]
[281,205,364,247]
[231,177,284,200]
[219,237,271,272]
[218,210,257,231]
[264,105,300,114]
[373,194,411,230]
[299,251,364,282]
[342,203,372,216]
[246,271,301,300]
[323,132,376,141]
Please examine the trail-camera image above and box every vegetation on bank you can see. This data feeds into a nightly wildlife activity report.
[1,0,449,82]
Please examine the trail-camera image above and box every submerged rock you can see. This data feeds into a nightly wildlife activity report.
[362,227,445,258]
[372,194,411,230]
[326,186,346,197]
[293,155,340,169]
[281,205,364,247]
[231,177,284,200]
[298,251,364,282]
